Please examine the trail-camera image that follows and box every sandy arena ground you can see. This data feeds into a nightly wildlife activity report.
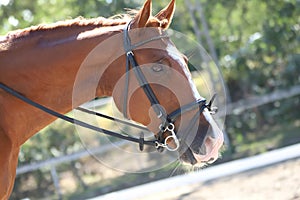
[141,158,300,200]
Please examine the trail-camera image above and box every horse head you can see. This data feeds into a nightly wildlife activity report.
[107,0,224,166]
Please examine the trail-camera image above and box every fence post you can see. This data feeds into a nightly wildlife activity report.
[50,165,62,200]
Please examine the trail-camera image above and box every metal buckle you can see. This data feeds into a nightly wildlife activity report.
[126,51,134,57]
[156,123,180,152]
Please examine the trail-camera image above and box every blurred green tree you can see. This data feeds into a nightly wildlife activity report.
[1,0,299,198]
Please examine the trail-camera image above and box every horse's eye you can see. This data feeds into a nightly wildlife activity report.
[152,64,163,72]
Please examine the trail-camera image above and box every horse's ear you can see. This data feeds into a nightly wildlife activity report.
[131,0,152,28]
[155,0,176,29]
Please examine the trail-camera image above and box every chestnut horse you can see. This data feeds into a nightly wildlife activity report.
[0,0,223,198]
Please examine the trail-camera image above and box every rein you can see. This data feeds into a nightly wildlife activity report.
[0,22,217,152]
[0,83,156,149]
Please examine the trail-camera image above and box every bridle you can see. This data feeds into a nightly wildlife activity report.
[121,21,216,151]
[0,21,216,152]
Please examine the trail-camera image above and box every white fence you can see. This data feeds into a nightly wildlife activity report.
[89,143,300,200]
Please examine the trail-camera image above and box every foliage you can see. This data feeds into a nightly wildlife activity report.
[0,0,140,35]
[1,0,299,199]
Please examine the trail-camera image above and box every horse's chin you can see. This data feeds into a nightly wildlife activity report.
[179,147,197,165]
[179,147,220,167]
[179,132,224,166]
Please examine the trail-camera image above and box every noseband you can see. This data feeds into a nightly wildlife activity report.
[0,21,216,153]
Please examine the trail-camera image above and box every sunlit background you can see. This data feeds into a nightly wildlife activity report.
[1,0,299,199]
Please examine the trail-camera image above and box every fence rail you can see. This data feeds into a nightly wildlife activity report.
[16,141,127,175]
[219,84,300,116]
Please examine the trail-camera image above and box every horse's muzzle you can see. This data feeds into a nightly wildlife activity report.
[178,109,224,166]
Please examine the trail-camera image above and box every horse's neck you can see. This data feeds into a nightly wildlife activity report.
[0,20,127,145]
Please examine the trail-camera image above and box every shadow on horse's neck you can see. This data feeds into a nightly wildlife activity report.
[0,17,129,145]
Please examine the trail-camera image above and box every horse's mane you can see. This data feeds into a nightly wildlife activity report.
[0,15,133,51]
